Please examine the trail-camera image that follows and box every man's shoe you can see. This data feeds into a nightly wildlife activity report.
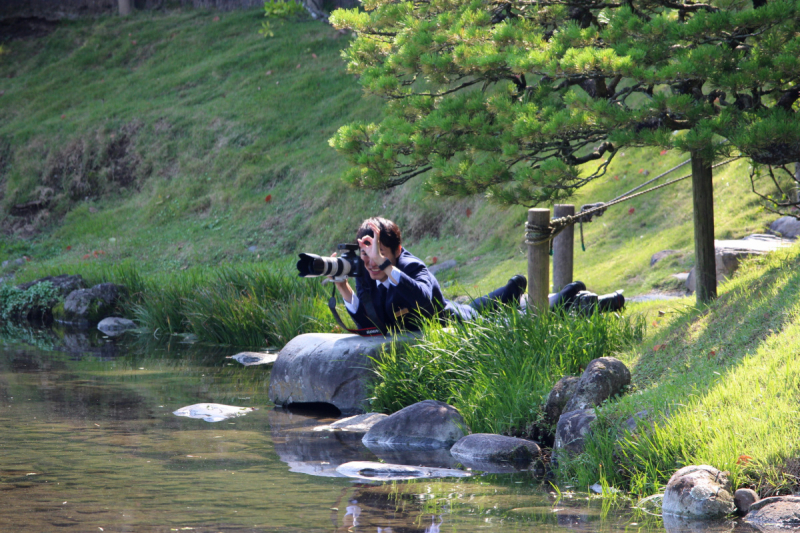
[504,275,527,304]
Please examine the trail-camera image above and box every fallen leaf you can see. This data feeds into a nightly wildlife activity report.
[613,175,619,181]
[710,350,716,356]
[213,16,220,21]
[431,257,438,265]
[131,40,137,45]
[61,114,66,119]
[638,169,644,174]
[265,194,272,203]
[737,455,753,465]
[82,254,90,260]
[465,208,472,217]
[312,53,318,58]
[296,64,301,69]
[628,207,635,215]
[652,344,666,352]
[66,245,72,251]
[660,150,668,155]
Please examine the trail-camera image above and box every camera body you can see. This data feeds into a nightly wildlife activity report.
[297,243,362,282]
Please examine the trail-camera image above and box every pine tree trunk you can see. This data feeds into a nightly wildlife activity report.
[119,0,131,16]
[691,151,717,304]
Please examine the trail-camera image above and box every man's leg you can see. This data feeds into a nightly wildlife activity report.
[469,275,527,312]
[549,281,587,311]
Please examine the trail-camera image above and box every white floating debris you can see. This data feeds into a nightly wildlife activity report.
[228,352,278,366]
[590,482,621,494]
[173,403,256,423]
[336,461,470,481]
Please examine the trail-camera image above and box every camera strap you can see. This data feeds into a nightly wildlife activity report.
[328,285,388,337]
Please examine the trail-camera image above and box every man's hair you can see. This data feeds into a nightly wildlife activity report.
[356,217,402,253]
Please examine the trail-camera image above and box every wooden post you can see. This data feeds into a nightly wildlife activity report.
[527,208,551,314]
[691,151,717,304]
[552,204,574,292]
[119,0,131,16]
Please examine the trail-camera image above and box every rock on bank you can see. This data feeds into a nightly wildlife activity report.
[268,333,416,416]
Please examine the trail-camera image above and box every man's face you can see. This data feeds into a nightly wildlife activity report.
[361,244,400,282]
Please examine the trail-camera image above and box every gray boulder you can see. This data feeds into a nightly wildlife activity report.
[769,216,800,239]
[428,259,457,275]
[269,333,418,415]
[563,357,631,413]
[734,488,759,516]
[543,376,580,428]
[744,496,800,529]
[687,236,792,292]
[362,400,468,449]
[314,413,388,433]
[61,283,124,326]
[651,250,679,267]
[662,465,736,518]
[450,434,540,469]
[17,274,86,298]
[554,408,596,457]
[97,317,136,336]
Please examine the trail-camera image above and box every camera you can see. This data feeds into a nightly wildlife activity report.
[575,290,625,315]
[297,243,362,282]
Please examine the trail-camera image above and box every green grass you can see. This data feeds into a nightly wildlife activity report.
[0,7,788,304]
[557,244,800,498]
[370,307,646,435]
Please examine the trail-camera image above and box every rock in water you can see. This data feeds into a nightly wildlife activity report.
[173,403,256,423]
[744,496,800,528]
[662,465,736,518]
[362,400,467,449]
[450,434,540,467]
[61,283,124,326]
[97,317,136,336]
[335,461,470,481]
[313,413,388,433]
[269,332,418,415]
[229,352,278,366]
[563,357,631,413]
[734,488,759,515]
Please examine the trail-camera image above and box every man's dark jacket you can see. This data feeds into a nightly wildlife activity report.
[347,249,469,331]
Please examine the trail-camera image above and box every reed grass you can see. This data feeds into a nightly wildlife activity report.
[371,308,646,435]
[14,261,337,348]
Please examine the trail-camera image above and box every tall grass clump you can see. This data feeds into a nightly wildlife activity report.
[132,265,337,347]
[371,308,646,435]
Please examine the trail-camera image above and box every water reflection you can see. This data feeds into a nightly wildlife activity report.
[268,407,378,477]
[0,326,759,533]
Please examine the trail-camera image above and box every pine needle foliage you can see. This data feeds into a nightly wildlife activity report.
[330,0,800,206]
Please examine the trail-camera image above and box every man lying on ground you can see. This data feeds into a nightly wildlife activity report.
[332,217,623,333]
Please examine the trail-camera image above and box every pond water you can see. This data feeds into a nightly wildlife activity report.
[0,326,731,533]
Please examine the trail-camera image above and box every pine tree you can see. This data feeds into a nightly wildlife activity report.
[330,0,800,302]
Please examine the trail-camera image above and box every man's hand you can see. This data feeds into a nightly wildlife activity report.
[357,221,387,266]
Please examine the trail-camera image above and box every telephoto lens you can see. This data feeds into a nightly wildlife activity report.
[296,243,362,280]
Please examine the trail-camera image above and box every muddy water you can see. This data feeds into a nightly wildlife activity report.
[0,326,720,533]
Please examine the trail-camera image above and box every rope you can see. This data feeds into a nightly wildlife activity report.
[524,157,741,246]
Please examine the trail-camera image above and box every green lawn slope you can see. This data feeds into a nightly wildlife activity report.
[0,6,788,301]
[563,244,800,497]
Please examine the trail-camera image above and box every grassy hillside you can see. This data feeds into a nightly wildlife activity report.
[562,245,800,497]
[0,6,789,301]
